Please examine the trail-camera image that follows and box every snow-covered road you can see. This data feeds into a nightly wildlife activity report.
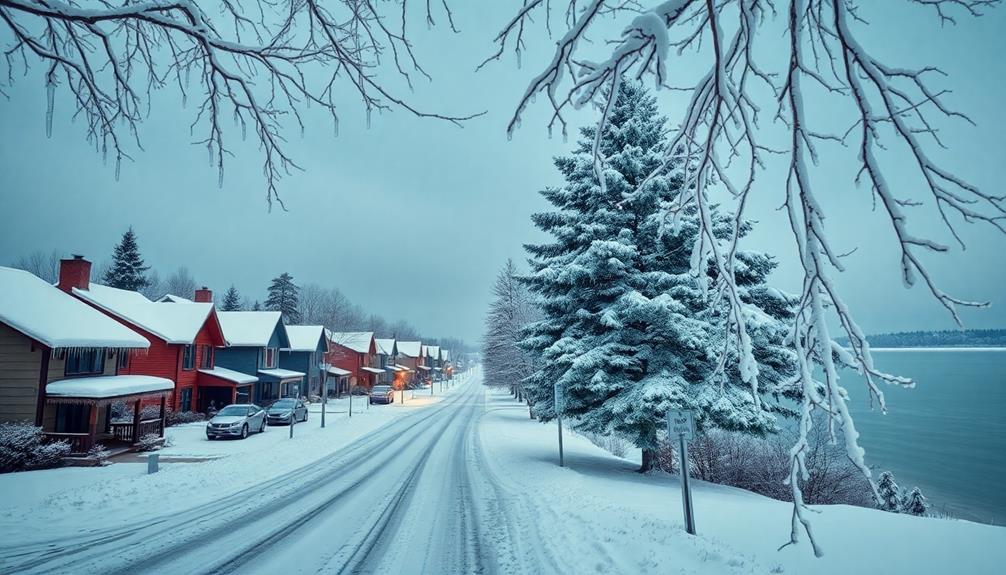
[0,378,506,574]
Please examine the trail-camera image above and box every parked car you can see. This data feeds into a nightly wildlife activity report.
[370,385,394,404]
[206,404,266,440]
[351,385,370,396]
[267,398,308,425]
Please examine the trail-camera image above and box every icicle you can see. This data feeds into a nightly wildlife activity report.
[507,131,513,142]
[333,116,340,137]
[562,126,568,144]
[547,125,553,140]
[207,143,214,167]
[114,154,121,181]
[366,108,372,129]
[45,78,55,138]
[516,48,522,70]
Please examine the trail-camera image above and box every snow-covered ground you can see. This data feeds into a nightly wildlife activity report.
[0,379,459,540]
[477,388,1006,574]
[1,371,1001,574]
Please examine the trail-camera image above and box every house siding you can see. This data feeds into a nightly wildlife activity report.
[0,323,43,424]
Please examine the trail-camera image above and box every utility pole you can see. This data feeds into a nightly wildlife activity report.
[320,367,327,429]
[554,381,565,467]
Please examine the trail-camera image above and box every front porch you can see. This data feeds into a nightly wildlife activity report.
[41,375,174,456]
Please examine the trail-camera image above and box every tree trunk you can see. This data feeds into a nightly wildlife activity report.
[638,448,656,473]
[528,401,536,420]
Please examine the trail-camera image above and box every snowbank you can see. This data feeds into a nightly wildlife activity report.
[477,389,1006,574]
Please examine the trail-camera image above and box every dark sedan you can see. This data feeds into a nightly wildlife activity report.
[266,398,309,425]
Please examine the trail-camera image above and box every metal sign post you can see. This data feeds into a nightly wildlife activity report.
[554,382,565,468]
[668,409,696,535]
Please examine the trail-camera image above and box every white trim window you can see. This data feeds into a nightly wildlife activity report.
[262,347,277,368]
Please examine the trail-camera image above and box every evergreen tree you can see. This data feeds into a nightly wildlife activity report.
[902,487,928,516]
[252,300,262,311]
[876,471,902,512]
[265,272,300,323]
[522,81,797,472]
[221,285,243,311]
[102,227,150,290]
[483,259,541,416]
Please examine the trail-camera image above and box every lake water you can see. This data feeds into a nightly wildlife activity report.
[842,349,1006,524]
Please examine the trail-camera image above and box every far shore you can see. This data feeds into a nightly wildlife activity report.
[870,347,1006,352]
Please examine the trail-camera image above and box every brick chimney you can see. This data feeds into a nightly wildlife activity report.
[194,286,213,303]
[58,255,91,292]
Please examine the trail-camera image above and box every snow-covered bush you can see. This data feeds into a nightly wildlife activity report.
[903,487,929,517]
[135,433,164,452]
[308,395,323,404]
[679,427,873,507]
[165,410,205,426]
[876,471,903,513]
[0,422,70,473]
[88,443,110,464]
[581,431,630,459]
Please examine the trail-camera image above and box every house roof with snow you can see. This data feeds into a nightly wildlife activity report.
[0,266,150,350]
[397,341,422,358]
[158,294,192,303]
[425,345,440,358]
[283,325,328,353]
[327,331,375,354]
[217,311,287,347]
[46,375,173,400]
[73,283,221,345]
[441,349,451,362]
[375,338,396,356]
[198,367,258,385]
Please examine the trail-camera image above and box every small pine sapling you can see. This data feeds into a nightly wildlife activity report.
[876,471,902,513]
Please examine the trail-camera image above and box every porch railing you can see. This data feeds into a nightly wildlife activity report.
[43,432,92,455]
[109,419,164,443]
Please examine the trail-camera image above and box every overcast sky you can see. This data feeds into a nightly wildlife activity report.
[1,3,1004,344]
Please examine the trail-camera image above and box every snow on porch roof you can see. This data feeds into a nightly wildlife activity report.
[327,366,352,376]
[46,375,173,399]
[74,283,215,345]
[394,364,414,372]
[0,266,149,350]
[360,367,385,374]
[258,368,305,381]
[199,367,258,385]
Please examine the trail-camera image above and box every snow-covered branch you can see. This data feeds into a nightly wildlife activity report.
[0,0,482,207]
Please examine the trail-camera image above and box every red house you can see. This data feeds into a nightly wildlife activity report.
[325,331,380,391]
[58,257,227,412]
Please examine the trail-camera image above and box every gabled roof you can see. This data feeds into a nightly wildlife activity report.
[425,345,440,359]
[74,283,220,345]
[0,267,149,350]
[327,331,375,354]
[158,294,192,303]
[218,311,287,347]
[375,338,396,356]
[283,325,328,353]
[441,349,451,362]
[397,341,422,358]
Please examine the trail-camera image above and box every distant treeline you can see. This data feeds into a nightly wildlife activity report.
[840,329,1006,348]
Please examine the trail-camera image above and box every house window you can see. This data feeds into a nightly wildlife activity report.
[117,351,129,371]
[179,387,193,412]
[65,349,105,376]
[54,404,90,432]
[182,345,195,370]
[262,347,277,368]
[199,345,214,369]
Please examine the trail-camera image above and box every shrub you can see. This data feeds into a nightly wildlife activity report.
[165,410,205,426]
[135,433,164,452]
[903,487,929,516]
[659,425,874,507]
[0,422,70,473]
[88,443,110,464]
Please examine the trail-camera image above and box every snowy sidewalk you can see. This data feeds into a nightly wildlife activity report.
[476,388,1006,575]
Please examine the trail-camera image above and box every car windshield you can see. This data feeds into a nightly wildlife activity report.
[372,386,391,393]
[218,406,247,416]
[272,399,295,408]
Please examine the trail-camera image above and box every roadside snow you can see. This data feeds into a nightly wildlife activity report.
[477,388,1006,575]
[0,385,458,540]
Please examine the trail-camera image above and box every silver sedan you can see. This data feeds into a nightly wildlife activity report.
[206,404,267,440]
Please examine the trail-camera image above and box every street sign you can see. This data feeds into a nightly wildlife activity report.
[667,409,695,441]
[553,382,566,414]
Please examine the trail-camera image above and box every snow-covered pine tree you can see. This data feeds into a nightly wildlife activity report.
[265,273,300,324]
[876,471,902,512]
[102,227,150,291]
[252,300,262,311]
[902,487,928,516]
[221,285,243,311]
[522,80,797,472]
[483,259,540,416]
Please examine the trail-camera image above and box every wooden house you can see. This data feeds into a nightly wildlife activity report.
[280,325,328,398]
[212,311,303,407]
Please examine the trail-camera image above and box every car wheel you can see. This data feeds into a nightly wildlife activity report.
[259,420,266,433]
[241,424,249,439]
[206,435,214,441]
[302,411,308,422]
